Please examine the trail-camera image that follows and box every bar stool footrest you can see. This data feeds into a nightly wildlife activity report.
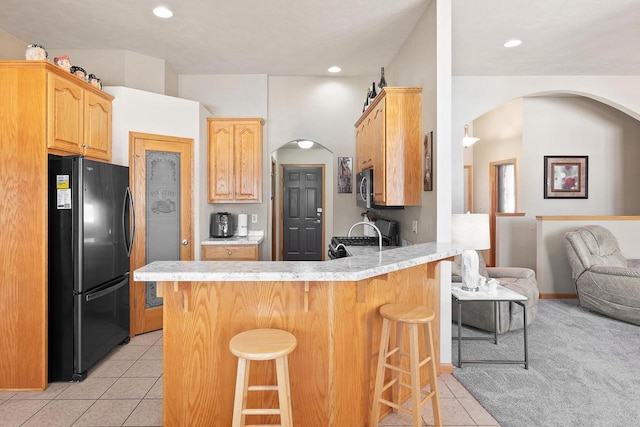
[242,408,281,415]
[247,385,279,391]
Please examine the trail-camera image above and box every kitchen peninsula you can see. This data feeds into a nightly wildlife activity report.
[134,243,460,426]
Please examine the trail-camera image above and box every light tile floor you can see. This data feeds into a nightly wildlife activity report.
[0,330,498,426]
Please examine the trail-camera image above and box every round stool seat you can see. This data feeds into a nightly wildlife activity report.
[230,328,297,361]
[380,303,435,324]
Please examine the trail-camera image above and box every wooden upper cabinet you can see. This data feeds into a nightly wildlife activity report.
[208,118,264,203]
[355,87,422,207]
[84,91,112,161]
[48,72,84,153]
[47,68,113,161]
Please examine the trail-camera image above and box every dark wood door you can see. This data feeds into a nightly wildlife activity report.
[282,166,324,261]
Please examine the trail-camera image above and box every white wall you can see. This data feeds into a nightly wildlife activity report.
[522,96,640,215]
[47,49,168,95]
[105,86,210,257]
[178,74,270,257]
[469,95,640,281]
[384,0,454,365]
[472,98,523,215]
[268,76,370,237]
[0,28,26,59]
[452,75,640,214]
[377,0,439,245]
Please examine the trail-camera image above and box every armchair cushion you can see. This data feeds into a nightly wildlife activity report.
[563,225,640,326]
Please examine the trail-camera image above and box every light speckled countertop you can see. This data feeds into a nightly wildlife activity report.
[134,242,461,282]
[201,230,264,245]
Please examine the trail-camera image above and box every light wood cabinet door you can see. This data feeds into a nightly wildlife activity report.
[208,118,264,203]
[201,245,258,261]
[84,91,112,161]
[371,101,386,204]
[208,121,235,201]
[356,121,372,173]
[48,73,84,154]
[234,121,262,201]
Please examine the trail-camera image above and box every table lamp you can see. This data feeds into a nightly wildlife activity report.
[451,213,490,291]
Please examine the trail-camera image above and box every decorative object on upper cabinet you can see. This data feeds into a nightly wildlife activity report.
[87,74,102,89]
[423,131,433,191]
[362,88,371,113]
[25,44,48,60]
[369,82,377,100]
[70,65,87,81]
[338,157,353,193]
[379,67,387,89]
[53,55,71,72]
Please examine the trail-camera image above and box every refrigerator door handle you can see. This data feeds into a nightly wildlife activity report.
[85,277,129,302]
[123,186,136,257]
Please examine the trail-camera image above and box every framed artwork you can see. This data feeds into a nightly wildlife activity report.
[544,156,588,199]
[423,131,433,191]
[337,157,353,193]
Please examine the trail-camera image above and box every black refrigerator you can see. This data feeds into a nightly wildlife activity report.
[48,154,134,382]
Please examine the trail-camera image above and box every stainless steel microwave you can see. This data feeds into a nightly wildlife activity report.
[356,168,373,209]
[356,168,404,210]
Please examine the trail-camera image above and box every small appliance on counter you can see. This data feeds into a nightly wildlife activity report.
[210,212,235,237]
[328,218,399,259]
[237,213,248,237]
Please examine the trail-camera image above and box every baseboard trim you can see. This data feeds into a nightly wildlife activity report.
[439,363,454,375]
[540,293,577,299]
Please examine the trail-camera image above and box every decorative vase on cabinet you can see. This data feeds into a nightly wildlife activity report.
[207,118,264,203]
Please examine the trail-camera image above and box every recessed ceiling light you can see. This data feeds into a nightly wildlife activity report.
[503,39,522,48]
[153,6,173,18]
[328,66,341,73]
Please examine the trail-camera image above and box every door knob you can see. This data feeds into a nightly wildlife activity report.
[182,239,189,245]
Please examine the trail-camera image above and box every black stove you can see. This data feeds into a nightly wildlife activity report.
[328,219,398,259]
[331,236,391,247]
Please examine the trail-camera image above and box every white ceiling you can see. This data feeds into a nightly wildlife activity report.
[1,0,639,76]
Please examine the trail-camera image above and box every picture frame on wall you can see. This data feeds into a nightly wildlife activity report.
[544,155,588,199]
[338,157,353,193]
[423,131,433,191]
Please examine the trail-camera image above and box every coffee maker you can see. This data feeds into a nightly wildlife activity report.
[210,212,234,237]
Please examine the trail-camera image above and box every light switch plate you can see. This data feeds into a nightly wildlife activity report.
[251,214,258,223]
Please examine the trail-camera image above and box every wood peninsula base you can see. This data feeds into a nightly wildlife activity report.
[158,261,449,426]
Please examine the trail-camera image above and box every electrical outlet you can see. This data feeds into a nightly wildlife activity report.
[251,214,258,223]
[412,220,418,233]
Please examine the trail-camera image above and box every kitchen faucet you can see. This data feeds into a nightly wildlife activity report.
[348,221,383,252]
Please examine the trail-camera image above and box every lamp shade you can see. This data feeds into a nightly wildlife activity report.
[451,213,490,250]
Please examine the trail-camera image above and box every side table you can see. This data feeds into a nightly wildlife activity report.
[451,284,529,369]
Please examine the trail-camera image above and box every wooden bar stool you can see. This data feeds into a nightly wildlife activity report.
[370,303,442,427]
[229,328,297,427]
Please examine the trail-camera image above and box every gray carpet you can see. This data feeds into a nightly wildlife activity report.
[452,299,640,427]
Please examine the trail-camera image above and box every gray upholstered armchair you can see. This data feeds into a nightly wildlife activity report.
[563,225,640,326]
[452,253,539,334]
